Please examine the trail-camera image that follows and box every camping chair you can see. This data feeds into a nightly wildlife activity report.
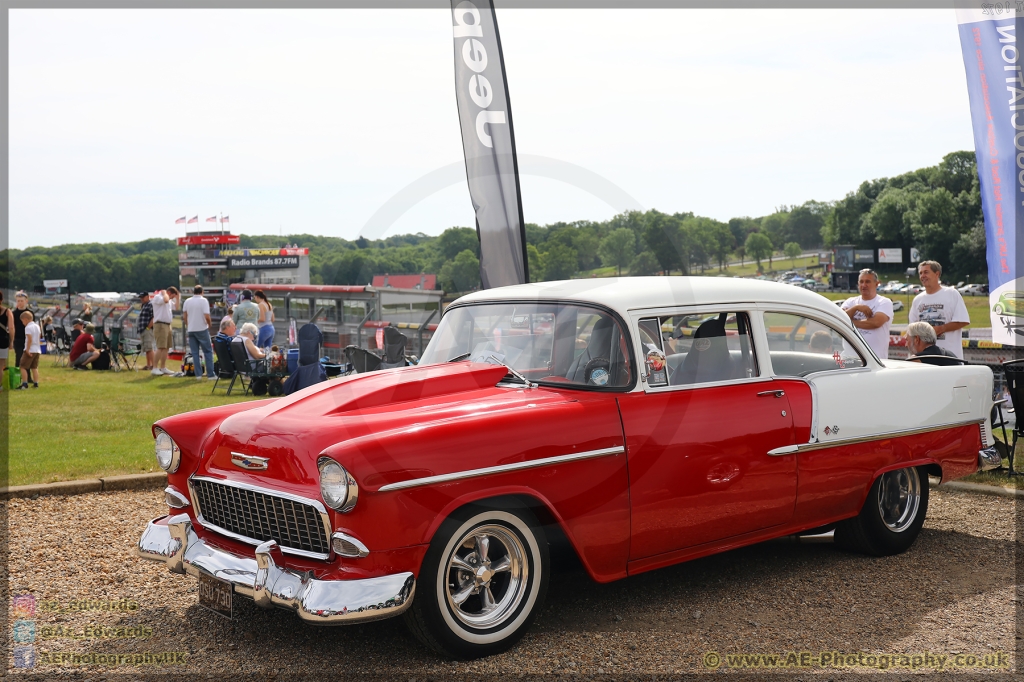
[228,340,257,396]
[210,337,242,395]
[51,327,71,367]
[380,327,408,369]
[993,359,1024,477]
[344,345,383,374]
[297,323,323,366]
[109,327,141,372]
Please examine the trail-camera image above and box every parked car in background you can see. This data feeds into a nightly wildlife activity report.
[879,281,903,294]
[137,278,998,659]
[958,283,988,296]
[993,290,1023,317]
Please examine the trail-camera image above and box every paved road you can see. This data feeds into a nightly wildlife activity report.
[7,487,1017,677]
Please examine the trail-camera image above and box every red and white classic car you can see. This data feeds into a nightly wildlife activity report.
[137,277,1000,658]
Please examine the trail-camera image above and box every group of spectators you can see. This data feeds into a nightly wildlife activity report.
[0,290,41,390]
[209,289,277,374]
[840,259,970,362]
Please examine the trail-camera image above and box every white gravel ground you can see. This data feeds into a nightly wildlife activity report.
[5,487,1017,678]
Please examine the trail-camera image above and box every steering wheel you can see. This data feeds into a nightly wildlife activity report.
[584,357,611,386]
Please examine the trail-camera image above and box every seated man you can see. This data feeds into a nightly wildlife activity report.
[69,323,101,370]
[214,317,236,344]
[808,330,833,354]
[905,321,958,360]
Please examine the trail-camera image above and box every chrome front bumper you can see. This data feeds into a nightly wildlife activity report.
[979,447,1002,472]
[137,514,415,624]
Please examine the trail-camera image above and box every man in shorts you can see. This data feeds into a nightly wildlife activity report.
[17,310,40,389]
[136,291,155,370]
[151,287,179,376]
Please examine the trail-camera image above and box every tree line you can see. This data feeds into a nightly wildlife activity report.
[3,151,984,294]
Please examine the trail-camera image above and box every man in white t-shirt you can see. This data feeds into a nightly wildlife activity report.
[908,260,970,360]
[842,268,894,360]
[151,286,179,376]
[182,285,215,380]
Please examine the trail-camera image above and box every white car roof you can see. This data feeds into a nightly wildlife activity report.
[454,277,851,325]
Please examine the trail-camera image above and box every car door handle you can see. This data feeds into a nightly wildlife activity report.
[757,389,785,398]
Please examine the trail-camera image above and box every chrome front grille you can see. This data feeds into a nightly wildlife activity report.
[190,477,331,558]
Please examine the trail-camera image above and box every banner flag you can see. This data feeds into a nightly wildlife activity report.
[450,0,528,289]
[957,6,1024,345]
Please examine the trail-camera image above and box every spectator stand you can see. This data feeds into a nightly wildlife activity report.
[227,282,442,362]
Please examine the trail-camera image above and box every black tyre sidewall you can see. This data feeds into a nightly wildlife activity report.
[416,506,548,659]
[861,466,929,555]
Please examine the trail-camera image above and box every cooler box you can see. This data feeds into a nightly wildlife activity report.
[287,348,300,374]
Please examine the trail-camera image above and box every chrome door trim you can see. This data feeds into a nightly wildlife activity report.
[187,475,333,561]
[767,418,985,456]
[377,445,625,492]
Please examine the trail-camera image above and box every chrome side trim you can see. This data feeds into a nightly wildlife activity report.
[769,418,986,455]
[187,476,333,561]
[136,517,415,624]
[377,445,625,492]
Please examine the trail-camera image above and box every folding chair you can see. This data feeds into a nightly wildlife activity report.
[344,345,382,374]
[213,338,245,395]
[380,326,408,369]
[109,327,141,372]
[993,359,1024,477]
[51,327,71,367]
[298,323,323,366]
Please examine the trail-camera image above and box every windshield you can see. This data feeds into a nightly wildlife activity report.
[420,302,633,389]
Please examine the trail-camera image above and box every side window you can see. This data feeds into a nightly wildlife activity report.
[638,311,757,387]
[762,312,866,377]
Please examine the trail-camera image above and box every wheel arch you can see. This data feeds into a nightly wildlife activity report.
[419,488,595,581]
[857,459,938,508]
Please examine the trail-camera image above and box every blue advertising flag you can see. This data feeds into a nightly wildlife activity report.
[957,6,1024,345]
[450,0,528,289]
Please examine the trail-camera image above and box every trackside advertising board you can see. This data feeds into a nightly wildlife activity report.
[957,6,1024,344]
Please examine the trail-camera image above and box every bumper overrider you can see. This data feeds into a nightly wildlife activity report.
[979,447,1002,472]
[137,514,415,624]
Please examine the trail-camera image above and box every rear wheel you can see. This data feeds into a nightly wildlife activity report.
[404,504,548,659]
[835,466,928,556]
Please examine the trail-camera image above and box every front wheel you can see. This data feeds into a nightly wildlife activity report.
[405,505,549,659]
[994,304,1004,315]
[835,466,929,556]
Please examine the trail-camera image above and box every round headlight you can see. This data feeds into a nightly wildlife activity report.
[318,457,358,513]
[154,429,180,473]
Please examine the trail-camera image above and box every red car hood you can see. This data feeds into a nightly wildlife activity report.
[194,362,543,490]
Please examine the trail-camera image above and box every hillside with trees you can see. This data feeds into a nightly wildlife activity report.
[3,151,984,293]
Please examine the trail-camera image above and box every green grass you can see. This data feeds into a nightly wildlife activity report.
[816,291,993,328]
[6,363,256,486]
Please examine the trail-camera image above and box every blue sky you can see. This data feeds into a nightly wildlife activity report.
[9,8,974,249]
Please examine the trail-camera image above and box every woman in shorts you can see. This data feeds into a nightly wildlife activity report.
[254,290,276,349]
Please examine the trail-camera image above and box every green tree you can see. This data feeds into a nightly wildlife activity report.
[437,227,479,261]
[643,211,686,274]
[526,244,544,283]
[598,228,636,276]
[784,241,802,266]
[628,250,660,276]
[540,243,578,281]
[439,249,481,292]
[745,232,773,271]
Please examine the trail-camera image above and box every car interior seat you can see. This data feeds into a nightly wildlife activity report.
[671,313,735,385]
[566,316,614,384]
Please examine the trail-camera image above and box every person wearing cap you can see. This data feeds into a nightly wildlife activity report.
[70,319,84,344]
[69,322,101,370]
[231,289,261,328]
[136,291,155,370]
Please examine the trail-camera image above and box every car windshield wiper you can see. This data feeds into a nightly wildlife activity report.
[499,365,536,388]
[447,352,471,363]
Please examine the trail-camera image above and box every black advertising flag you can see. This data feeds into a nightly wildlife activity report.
[450,0,528,288]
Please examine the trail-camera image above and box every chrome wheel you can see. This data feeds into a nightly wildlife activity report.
[877,467,921,533]
[444,524,528,630]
